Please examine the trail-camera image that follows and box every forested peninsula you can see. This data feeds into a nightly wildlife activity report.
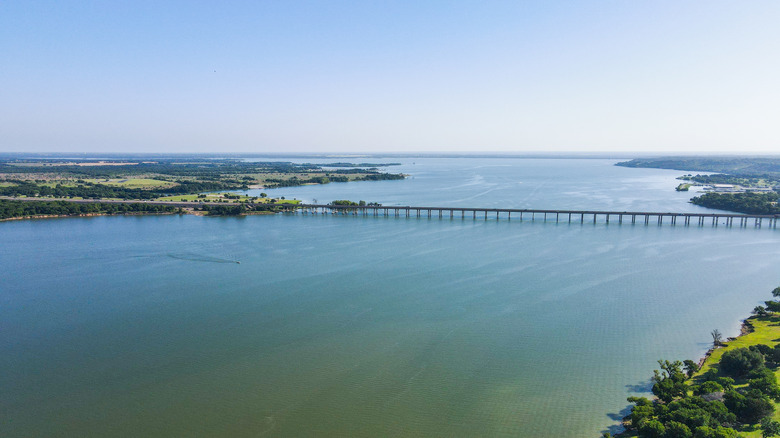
[616,158,780,215]
[691,193,780,215]
[615,158,780,176]
[608,286,780,438]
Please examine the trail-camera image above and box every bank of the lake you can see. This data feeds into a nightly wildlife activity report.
[617,307,780,438]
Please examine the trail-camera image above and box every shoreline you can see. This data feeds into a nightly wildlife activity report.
[0,211,181,222]
[696,318,755,370]
[0,208,282,222]
[613,316,758,437]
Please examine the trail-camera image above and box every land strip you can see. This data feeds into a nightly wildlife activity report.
[616,157,780,215]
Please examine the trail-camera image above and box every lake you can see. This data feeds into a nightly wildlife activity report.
[1,158,778,437]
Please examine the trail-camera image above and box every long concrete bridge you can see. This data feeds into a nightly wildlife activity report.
[3,197,778,228]
[295,204,779,228]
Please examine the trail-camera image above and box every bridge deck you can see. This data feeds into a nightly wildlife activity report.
[296,204,779,228]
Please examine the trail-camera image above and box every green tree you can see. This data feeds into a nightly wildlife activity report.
[711,330,723,347]
[762,417,780,437]
[766,301,780,313]
[720,347,765,377]
[666,421,693,438]
[694,426,739,438]
[694,381,723,395]
[684,359,700,378]
[717,377,735,391]
[652,360,688,402]
[638,419,666,438]
[749,368,780,397]
[754,305,769,316]
[725,389,774,424]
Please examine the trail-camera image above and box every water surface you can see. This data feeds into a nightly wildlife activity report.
[1,159,777,437]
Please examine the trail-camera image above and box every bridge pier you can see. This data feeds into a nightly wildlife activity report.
[295,205,776,230]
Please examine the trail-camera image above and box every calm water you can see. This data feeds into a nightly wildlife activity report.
[242,158,714,212]
[1,159,778,437]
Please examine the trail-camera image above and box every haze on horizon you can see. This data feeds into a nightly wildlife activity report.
[2,1,779,155]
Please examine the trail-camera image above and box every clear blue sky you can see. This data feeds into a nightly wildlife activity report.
[2,1,779,154]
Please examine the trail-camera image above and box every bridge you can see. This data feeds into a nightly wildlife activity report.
[3,197,778,228]
[295,204,779,228]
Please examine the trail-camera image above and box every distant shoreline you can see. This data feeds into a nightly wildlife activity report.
[0,211,180,222]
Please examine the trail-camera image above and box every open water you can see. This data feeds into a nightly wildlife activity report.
[1,158,778,437]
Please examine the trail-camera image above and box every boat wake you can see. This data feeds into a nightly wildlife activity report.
[166,252,241,264]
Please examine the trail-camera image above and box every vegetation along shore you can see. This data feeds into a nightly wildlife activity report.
[607,286,780,438]
[616,157,780,215]
[0,198,295,221]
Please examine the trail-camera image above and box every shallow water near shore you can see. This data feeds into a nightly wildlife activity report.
[1,158,778,437]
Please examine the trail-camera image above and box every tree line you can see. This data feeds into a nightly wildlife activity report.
[0,199,177,219]
[690,193,780,215]
[0,180,247,200]
[199,203,285,216]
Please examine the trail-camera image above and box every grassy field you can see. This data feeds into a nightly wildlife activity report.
[86,178,174,189]
[697,316,780,377]
[155,193,300,204]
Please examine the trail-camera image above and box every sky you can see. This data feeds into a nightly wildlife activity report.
[1,1,779,154]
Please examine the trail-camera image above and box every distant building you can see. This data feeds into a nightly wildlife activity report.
[710,184,738,192]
